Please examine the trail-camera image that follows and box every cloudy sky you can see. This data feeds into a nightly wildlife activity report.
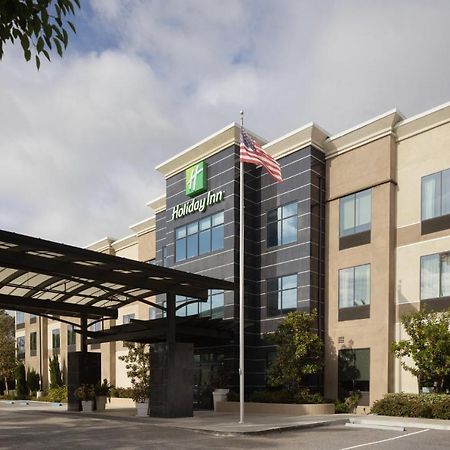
[1,0,449,247]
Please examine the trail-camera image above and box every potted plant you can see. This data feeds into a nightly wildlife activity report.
[119,343,151,417]
[74,384,95,412]
[95,379,114,412]
[211,360,231,411]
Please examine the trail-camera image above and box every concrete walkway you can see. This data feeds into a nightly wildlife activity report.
[1,401,449,435]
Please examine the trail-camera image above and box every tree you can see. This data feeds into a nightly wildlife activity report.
[0,309,16,395]
[0,0,80,69]
[15,362,29,398]
[119,343,150,403]
[267,311,324,394]
[27,367,40,394]
[49,354,63,388]
[391,308,450,392]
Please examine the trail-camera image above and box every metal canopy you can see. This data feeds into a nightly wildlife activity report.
[87,316,237,346]
[0,229,235,320]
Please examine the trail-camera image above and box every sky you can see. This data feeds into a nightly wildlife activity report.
[1,0,449,247]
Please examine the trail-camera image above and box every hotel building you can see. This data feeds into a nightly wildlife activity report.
[15,102,450,407]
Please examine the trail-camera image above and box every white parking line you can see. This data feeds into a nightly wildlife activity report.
[339,428,430,450]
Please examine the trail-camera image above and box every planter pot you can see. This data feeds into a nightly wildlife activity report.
[135,400,149,417]
[81,400,94,412]
[212,389,229,411]
[96,396,107,411]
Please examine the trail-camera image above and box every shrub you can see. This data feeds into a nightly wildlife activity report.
[74,384,95,401]
[227,390,239,402]
[335,401,350,413]
[47,386,67,402]
[371,393,450,419]
[111,387,134,398]
[27,368,40,394]
[49,355,63,388]
[15,363,29,399]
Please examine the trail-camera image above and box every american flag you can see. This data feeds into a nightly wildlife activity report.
[240,128,283,183]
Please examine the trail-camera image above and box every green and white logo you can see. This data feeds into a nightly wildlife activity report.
[185,161,207,197]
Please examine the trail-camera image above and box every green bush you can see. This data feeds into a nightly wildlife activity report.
[371,393,450,419]
[15,363,29,399]
[226,390,239,402]
[27,368,40,394]
[249,389,324,404]
[47,386,67,402]
[110,387,134,398]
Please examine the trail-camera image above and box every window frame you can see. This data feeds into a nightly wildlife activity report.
[266,201,298,249]
[175,289,224,319]
[30,331,37,356]
[122,314,135,325]
[51,328,60,350]
[16,336,25,359]
[266,274,298,317]
[339,189,372,249]
[175,211,225,262]
[420,251,450,311]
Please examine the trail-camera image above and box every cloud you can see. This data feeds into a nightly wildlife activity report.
[1,0,449,246]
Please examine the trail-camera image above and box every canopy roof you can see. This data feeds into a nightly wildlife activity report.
[87,316,238,346]
[0,229,235,320]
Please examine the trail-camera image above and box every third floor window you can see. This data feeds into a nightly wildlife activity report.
[267,202,298,248]
[339,189,371,237]
[422,168,450,220]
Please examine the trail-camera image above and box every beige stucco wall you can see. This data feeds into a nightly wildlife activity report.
[325,136,396,405]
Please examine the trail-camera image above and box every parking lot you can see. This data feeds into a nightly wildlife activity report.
[0,404,448,450]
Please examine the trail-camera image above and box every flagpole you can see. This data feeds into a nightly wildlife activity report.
[239,110,245,424]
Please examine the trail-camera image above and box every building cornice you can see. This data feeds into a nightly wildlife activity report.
[395,101,450,142]
[85,237,114,253]
[263,122,329,159]
[155,123,266,179]
[147,195,166,214]
[111,233,138,252]
[324,109,405,159]
[129,216,156,236]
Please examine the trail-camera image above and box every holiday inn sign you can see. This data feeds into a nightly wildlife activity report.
[171,161,225,220]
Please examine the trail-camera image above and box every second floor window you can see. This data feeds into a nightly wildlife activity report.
[339,264,371,308]
[30,332,37,355]
[267,274,297,316]
[17,336,25,359]
[175,212,224,262]
[175,289,224,319]
[267,202,298,247]
[52,329,60,349]
[340,189,371,237]
[422,168,450,220]
[421,251,450,300]
[123,314,135,324]
[67,325,76,346]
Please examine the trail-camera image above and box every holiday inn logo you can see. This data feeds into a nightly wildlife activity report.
[185,161,207,197]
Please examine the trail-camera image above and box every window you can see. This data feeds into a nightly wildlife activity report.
[421,252,450,300]
[175,290,224,319]
[67,325,76,347]
[16,336,25,359]
[267,202,298,247]
[338,348,370,406]
[339,189,371,237]
[421,169,450,234]
[30,314,37,324]
[175,212,224,262]
[339,264,370,309]
[16,311,25,328]
[89,320,102,332]
[162,245,168,267]
[123,314,135,324]
[267,274,297,316]
[30,332,37,356]
[52,329,60,350]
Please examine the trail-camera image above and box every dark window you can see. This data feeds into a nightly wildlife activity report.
[421,252,450,300]
[16,336,25,359]
[30,314,37,324]
[338,348,370,405]
[267,274,297,316]
[123,314,135,324]
[339,264,370,309]
[267,202,298,248]
[339,189,371,237]
[52,329,60,350]
[422,169,450,220]
[16,311,25,328]
[30,332,37,356]
[175,212,224,262]
[67,325,76,347]
[162,245,168,267]
[175,290,224,319]
[421,169,450,234]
